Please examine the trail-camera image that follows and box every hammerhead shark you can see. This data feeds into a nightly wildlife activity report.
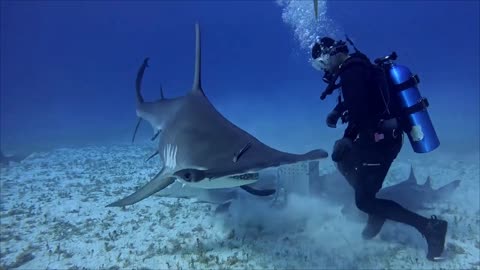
[152,162,461,216]
[106,23,328,207]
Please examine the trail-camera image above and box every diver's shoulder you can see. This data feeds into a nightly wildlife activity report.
[340,52,373,71]
[347,52,372,64]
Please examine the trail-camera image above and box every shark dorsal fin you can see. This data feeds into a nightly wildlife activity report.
[160,84,165,100]
[407,165,417,183]
[424,176,432,189]
[191,23,204,95]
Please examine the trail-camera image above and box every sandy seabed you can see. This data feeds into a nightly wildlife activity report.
[0,143,479,270]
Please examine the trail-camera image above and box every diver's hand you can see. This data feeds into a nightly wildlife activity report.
[326,110,340,128]
[331,137,353,162]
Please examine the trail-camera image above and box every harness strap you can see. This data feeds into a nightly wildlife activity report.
[395,74,420,92]
[403,97,429,115]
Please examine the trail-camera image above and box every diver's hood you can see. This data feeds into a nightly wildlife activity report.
[311,37,349,73]
[311,54,330,71]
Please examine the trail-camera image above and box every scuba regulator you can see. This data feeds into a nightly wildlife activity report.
[313,35,356,101]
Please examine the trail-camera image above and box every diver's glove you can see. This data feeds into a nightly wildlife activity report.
[326,110,341,128]
[331,137,353,162]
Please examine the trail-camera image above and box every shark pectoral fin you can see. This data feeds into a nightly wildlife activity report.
[240,185,275,197]
[106,171,175,207]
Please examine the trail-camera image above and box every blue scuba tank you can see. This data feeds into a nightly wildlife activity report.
[387,61,440,153]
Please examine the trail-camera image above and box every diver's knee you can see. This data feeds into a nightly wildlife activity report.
[331,137,353,162]
[355,194,374,213]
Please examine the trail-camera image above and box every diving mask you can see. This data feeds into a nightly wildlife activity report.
[311,53,331,71]
[311,37,346,72]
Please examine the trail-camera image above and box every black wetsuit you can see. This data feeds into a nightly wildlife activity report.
[333,52,429,235]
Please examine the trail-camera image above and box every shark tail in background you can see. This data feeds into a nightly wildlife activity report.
[433,179,461,199]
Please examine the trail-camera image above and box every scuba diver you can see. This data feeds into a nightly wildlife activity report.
[311,36,447,261]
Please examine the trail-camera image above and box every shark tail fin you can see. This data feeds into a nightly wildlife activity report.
[434,179,461,199]
[191,23,204,95]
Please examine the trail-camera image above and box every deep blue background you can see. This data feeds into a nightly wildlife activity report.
[1,1,479,155]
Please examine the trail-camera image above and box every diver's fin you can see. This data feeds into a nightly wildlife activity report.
[240,185,276,196]
[106,169,175,207]
[146,151,159,162]
[132,118,142,143]
[313,0,318,19]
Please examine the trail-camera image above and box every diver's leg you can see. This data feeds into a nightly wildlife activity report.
[335,138,389,239]
[355,186,448,260]
[354,188,429,233]
[362,214,386,240]
[353,138,430,234]
[352,141,447,260]
[337,137,429,234]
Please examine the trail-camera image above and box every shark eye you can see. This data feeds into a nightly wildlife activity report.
[184,172,192,181]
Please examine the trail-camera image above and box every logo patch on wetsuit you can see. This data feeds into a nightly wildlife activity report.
[374,132,385,142]
[410,125,424,142]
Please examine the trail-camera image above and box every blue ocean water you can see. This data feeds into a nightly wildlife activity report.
[1,1,478,155]
[1,2,479,269]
